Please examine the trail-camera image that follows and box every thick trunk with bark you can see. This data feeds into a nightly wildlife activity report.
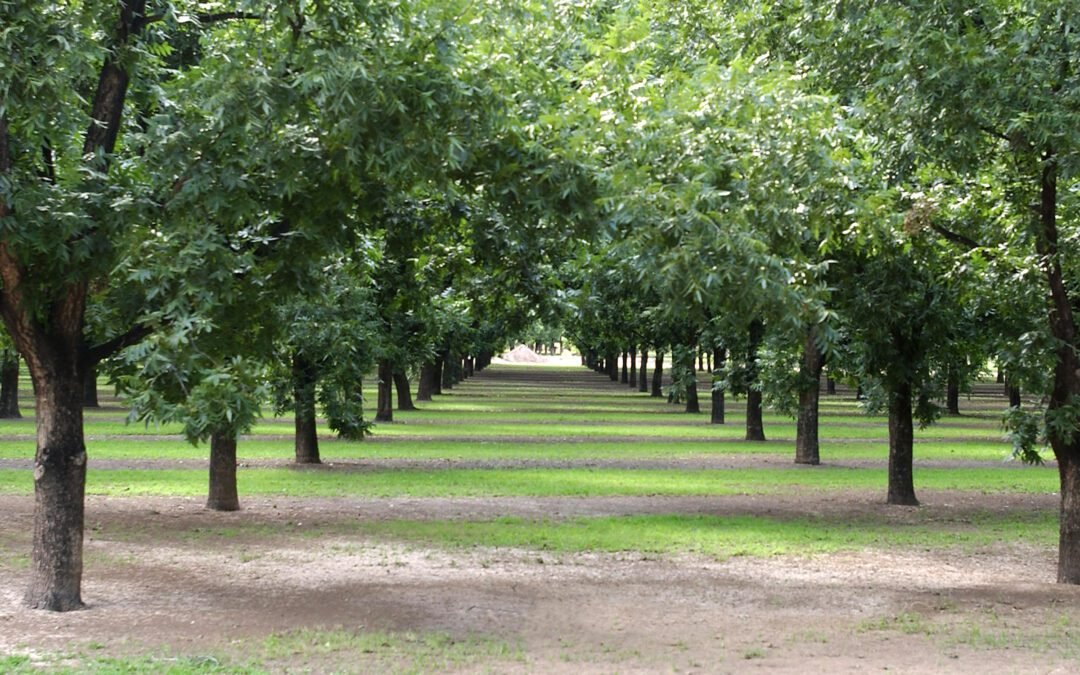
[711,347,725,425]
[23,368,87,610]
[393,369,416,411]
[207,431,240,511]
[0,351,21,418]
[886,380,918,505]
[1034,155,1080,582]
[745,320,765,441]
[651,351,664,397]
[795,329,825,465]
[293,354,320,464]
[417,362,436,402]
[376,360,393,422]
[638,349,648,393]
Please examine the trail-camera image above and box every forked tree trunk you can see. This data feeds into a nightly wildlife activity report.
[745,320,766,441]
[23,366,87,610]
[416,362,436,402]
[795,328,825,465]
[82,365,99,408]
[711,347,725,425]
[946,367,960,415]
[293,353,320,465]
[638,349,648,392]
[207,430,240,511]
[393,369,416,411]
[886,380,918,506]
[376,359,393,422]
[0,351,21,418]
[651,351,664,397]
[628,347,637,387]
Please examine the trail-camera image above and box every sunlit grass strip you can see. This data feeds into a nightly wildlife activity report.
[348,511,1058,558]
[0,465,1057,498]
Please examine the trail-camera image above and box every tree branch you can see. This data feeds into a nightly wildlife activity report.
[929,222,984,251]
[86,323,156,365]
[146,11,262,25]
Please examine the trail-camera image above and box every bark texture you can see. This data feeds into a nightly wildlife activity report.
[886,380,918,506]
[376,360,393,422]
[745,320,766,441]
[710,347,725,425]
[795,329,825,465]
[292,354,320,464]
[393,369,416,411]
[207,431,240,511]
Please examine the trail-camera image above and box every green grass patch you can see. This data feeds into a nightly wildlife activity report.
[347,511,1057,558]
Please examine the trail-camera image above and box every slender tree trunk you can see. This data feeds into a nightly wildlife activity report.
[293,353,320,465]
[0,351,21,418]
[376,359,393,422]
[417,362,436,402]
[711,347,725,424]
[826,376,837,395]
[441,349,454,390]
[207,430,240,511]
[745,319,766,441]
[628,347,637,387]
[82,364,99,408]
[651,351,665,397]
[393,369,416,411]
[22,366,87,610]
[886,380,918,506]
[946,367,960,415]
[795,328,825,465]
[682,348,700,413]
[638,349,648,393]
[620,350,629,384]
[432,352,445,396]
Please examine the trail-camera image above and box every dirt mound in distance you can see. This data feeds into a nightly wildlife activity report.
[500,344,544,363]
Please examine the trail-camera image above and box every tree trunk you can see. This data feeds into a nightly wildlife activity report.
[376,359,393,422]
[795,328,825,465]
[638,349,648,393]
[1034,156,1080,583]
[745,319,766,441]
[620,350,629,384]
[441,349,455,390]
[608,351,618,381]
[0,351,21,418]
[22,366,87,611]
[207,430,240,511]
[417,361,436,402]
[432,352,445,396]
[628,347,637,387]
[393,369,416,411]
[826,377,837,395]
[651,351,664,397]
[82,365,99,408]
[886,380,918,505]
[946,367,960,415]
[293,353,320,464]
[682,348,700,414]
[711,347,725,424]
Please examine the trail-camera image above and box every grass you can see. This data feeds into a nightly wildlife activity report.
[342,511,1058,558]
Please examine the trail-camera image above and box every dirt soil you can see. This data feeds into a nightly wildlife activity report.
[2,491,1079,674]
